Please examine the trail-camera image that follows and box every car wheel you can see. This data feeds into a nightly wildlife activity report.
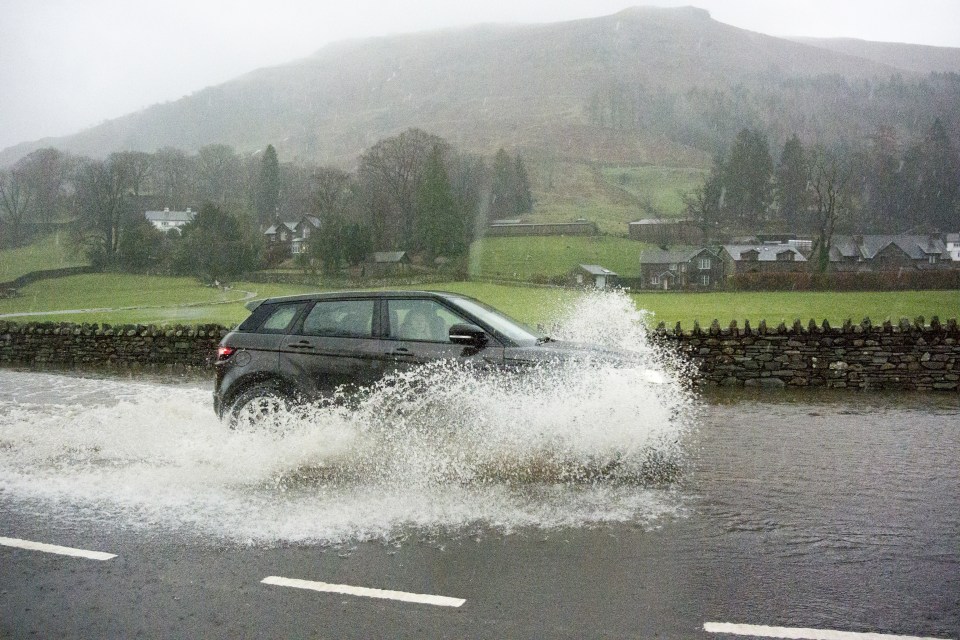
[227,382,297,432]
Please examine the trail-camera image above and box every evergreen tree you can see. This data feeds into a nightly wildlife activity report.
[490,148,516,221]
[417,145,464,257]
[253,144,281,226]
[774,134,808,229]
[910,119,960,231]
[514,155,533,214]
[723,128,773,227]
[175,204,260,283]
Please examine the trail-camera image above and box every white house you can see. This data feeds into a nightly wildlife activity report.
[145,208,195,234]
[947,233,960,261]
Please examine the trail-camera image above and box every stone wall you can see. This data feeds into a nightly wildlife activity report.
[1,317,958,391]
[0,321,227,370]
[652,317,960,391]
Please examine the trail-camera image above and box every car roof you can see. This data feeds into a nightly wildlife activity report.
[244,290,469,311]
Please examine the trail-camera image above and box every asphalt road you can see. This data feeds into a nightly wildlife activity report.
[2,502,955,640]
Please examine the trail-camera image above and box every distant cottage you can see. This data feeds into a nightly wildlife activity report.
[577,264,618,289]
[638,245,723,290]
[827,234,953,271]
[144,208,195,234]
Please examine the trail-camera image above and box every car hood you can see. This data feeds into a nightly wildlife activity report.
[503,339,641,365]
[503,340,668,384]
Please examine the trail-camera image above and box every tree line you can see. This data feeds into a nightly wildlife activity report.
[0,130,534,280]
[684,119,960,270]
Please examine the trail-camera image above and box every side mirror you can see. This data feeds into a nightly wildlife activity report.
[449,323,488,348]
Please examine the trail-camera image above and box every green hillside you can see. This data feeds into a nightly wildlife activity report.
[0,233,87,282]
[469,236,645,282]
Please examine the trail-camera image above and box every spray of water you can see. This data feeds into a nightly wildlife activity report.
[0,291,696,545]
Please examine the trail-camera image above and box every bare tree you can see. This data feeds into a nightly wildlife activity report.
[358,128,447,249]
[0,167,34,247]
[72,154,137,267]
[809,147,852,273]
[16,148,70,225]
[311,166,354,217]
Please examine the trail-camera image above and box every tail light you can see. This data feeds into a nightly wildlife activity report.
[217,346,236,361]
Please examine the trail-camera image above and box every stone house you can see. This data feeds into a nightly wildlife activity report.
[721,243,808,276]
[638,246,723,290]
[264,215,322,256]
[827,234,954,271]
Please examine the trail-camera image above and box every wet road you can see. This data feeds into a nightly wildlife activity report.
[1,372,957,639]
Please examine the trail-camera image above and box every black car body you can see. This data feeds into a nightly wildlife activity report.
[213,290,640,421]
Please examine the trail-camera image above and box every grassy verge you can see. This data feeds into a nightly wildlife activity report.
[631,290,960,328]
[2,271,957,331]
[0,232,88,281]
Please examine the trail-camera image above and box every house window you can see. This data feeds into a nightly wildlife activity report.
[680,263,687,272]
[700,274,710,286]
[650,275,660,285]
[669,263,677,271]
[929,255,938,264]
[698,258,711,270]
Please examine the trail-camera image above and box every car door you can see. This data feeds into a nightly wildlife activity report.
[279,297,382,397]
[380,297,504,377]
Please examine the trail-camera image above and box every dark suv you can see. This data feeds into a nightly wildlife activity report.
[214,290,611,422]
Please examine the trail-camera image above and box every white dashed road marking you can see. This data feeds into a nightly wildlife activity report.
[262,575,465,608]
[704,622,954,640]
[0,536,116,561]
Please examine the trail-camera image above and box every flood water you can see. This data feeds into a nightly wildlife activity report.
[0,292,957,634]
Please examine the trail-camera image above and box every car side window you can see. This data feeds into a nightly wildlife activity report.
[388,300,464,342]
[259,303,306,333]
[301,299,374,338]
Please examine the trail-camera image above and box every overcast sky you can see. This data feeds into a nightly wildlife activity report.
[2,0,959,151]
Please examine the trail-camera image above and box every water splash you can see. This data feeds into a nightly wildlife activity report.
[0,291,696,545]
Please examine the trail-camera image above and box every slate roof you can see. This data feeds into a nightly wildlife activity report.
[373,251,409,263]
[723,244,807,262]
[264,221,298,235]
[830,235,948,261]
[579,264,617,276]
[639,245,715,264]
[145,210,195,223]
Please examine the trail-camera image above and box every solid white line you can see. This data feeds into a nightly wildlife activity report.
[704,622,954,640]
[0,536,116,561]
[261,576,465,608]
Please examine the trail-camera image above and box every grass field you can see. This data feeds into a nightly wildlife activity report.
[2,271,958,331]
[0,233,88,282]
[469,236,647,280]
[599,165,706,218]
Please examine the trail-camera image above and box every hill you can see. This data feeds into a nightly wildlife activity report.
[789,37,960,75]
[0,6,932,168]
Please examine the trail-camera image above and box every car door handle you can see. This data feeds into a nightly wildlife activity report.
[389,348,417,358]
[287,340,314,349]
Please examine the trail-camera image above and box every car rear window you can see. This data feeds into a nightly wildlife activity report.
[301,299,374,338]
[251,302,307,333]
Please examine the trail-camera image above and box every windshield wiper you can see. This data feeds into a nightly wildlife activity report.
[536,336,554,344]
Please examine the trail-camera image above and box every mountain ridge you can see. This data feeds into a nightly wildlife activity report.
[1,6,955,168]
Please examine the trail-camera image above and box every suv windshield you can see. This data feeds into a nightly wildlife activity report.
[447,297,541,346]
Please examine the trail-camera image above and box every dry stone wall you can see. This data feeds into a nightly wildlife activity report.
[653,317,960,391]
[1,317,958,391]
[0,321,226,370]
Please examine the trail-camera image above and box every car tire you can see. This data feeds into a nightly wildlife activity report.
[227,382,297,432]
